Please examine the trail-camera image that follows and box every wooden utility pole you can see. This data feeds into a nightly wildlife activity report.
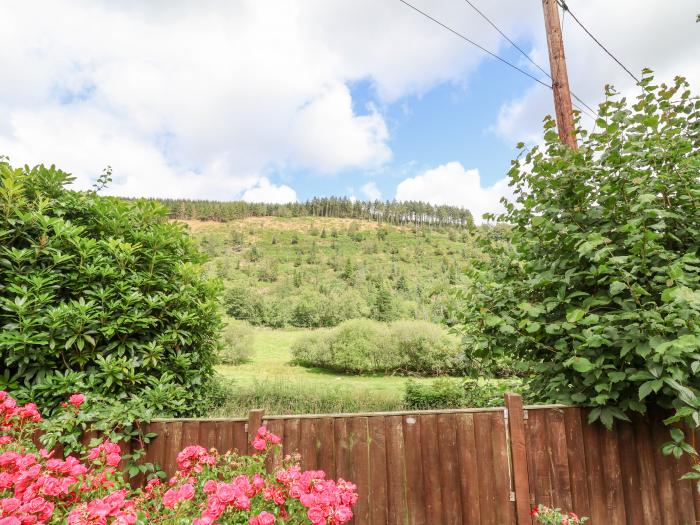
[542,0,577,149]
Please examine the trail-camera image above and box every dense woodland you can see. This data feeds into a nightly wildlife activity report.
[140,197,474,228]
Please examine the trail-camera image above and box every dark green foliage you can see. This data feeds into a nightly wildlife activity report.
[371,284,398,322]
[291,319,464,375]
[0,161,221,415]
[457,73,700,430]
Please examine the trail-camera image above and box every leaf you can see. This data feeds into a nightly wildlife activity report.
[566,356,594,373]
[638,379,663,400]
[670,428,685,443]
[609,281,627,296]
[566,308,586,323]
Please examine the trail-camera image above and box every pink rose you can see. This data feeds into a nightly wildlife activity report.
[256,511,275,525]
[68,394,85,409]
[106,453,121,467]
[1,498,21,513]
[252,437,267,451]
[0,517,21,525]
[178,483,195,500]
[307,506,326,524]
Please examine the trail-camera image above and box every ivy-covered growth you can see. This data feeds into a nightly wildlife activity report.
[458,72,700,429]
[0,160,222,415]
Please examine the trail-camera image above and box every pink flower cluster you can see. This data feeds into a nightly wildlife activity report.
[1,392,41,442]
[67,490,136,525]
[275,467,356,525]
[176,445,216,475]
[0,393,359,525]
[531,504,588,525]
[251,426,282,452]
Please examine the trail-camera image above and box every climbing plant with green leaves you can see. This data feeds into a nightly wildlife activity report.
[457,72,700,478]
[0,160,222,416]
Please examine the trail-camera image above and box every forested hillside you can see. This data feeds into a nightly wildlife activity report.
[146,197,473,228]
[188,216,484,329]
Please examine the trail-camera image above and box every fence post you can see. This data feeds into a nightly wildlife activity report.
[247,409,265,454]
[505,392,532,525]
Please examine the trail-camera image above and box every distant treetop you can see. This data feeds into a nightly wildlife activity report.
[133,197,474,229]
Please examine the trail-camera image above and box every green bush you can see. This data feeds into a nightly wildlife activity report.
[211,378,403,416]
[292,319,463,375]
[404,378,526,410]
[404,379,464,410]
[0,161,221,415]
[457,74,700,433]
[219,320,255,364]
[389,320,464,375]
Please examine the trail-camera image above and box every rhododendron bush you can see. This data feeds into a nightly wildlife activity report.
[0,392,358,524]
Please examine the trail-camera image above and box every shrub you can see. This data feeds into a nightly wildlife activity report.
[389,320,464,375]
[292,319,463,375]
[212,379,403,416]
[404,378,526,410]
[0,391,359,524]
[219,320,255,364]
[457,73,700,430]
[404,379,464,410]
[0,162,220,415]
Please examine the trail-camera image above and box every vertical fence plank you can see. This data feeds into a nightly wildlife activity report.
[368,417,388,525]
[527,409,553,509]
[384,415,407,525]
[580,411,606,522]
[492,411,516,525]
[334,418,351,481]
[402,414,426,525]
[163,421,183,478]
[546,409,573,512]
[617,421,645,525]
[505,394,532,525]
[600,424,627,525]
[419,414,443,524]
[436,414,462,524]
[474,412,497,525]
[562,408,591,519]
[456,413,481,525]
[299,418,318,470]
[283,418,300,457]
[650,412,679,525]
[349,417,371,525]
[317,418,336,480]
[632,415,662,525]
[182,421,200,449]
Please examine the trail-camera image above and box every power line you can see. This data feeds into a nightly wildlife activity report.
[397,0,552,90]
[558,0,640,83]
[460,0,597,118]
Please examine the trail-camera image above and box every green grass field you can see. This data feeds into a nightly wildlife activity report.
[213,327,445,416]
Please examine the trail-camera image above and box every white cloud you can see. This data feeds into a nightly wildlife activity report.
[360,181,382,201]
[289,84,390,173]
[0,0,538,198]
[493,0,700,145]
[241,179,297,204]
[395,162,512,224]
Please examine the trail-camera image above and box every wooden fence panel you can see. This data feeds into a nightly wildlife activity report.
[140,402,698,525]
[520,406,699,525]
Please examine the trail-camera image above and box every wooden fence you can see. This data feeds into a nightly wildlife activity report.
[135,394,700,524]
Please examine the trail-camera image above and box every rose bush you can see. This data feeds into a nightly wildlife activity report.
[0,391,358,524]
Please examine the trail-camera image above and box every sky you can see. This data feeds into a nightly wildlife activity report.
[1,1,698,222]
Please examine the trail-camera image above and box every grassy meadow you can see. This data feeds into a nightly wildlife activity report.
[183,217,513,417]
